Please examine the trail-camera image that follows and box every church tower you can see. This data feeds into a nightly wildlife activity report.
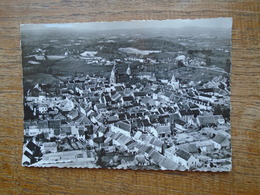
[110,64,117,84]
[126,64,132,78]
[171,74,179,90]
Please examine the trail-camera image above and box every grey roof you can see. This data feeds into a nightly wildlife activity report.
[95,103,107,109]
[212,133,227,145]
[197,115,217,126]
[135,155,146,163]
[175,148,191,161]
[156,126,171,135]
[138,145,149,154]
[178,143,199,153]
[175,119,186,126]
[134,91,146,97]
[149,151,164,164]
[159,157,179,170]
[150,139,164,148]
[115,121,131,132]
[122,96,134,101]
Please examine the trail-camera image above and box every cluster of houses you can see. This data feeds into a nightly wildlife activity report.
[22,62,231,170]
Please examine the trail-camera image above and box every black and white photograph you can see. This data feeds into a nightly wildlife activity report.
[21,18,232,171]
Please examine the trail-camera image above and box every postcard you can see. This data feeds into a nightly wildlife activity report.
[21,18,232,171]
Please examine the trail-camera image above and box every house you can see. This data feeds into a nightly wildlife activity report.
[114,85,125,92]
[214,115,225,125]
[112,133,132,150]
[140,97,156,107]
[189,104,200,110]
[136,119,152,131]
[160,91,173,102]
[198,88,215,95]
[138,145,149,154]
[149,114,159,125]
[126,141,140,154]
[37,120,48,130]
[118,113,127,120]
[152,88,161,100]
[198,140,215,153]
[133,91,147,98]
[178,143,200,154]
[175,148,197,169]
[38,104,48,114]
[111,121,131,137]
[95,114,105,124]
[104,85,113,92]
[48,119,61,130]
[47,107,59,115]
[135,154,147,165]
[58,98,74,112]
[197,114,224,127]
[133,131,143,140]
[24,124,40,137]
[104,95,112,105]
[74,113,87,126]
[136,72,156,81]
[164,145,176,158]
[159,157,179,170]
[140,134,153,145]
[121,96,134,107]
[100,95,112,105]
[175,119,187,131]
[149,138,164,152]
[40,150,96,165]
[106,115,119,124]
[78,126,85,139]
[53,113,67,123]
[84,124,93,138]
[67,109,79,120]
[22,140,42,165]
[156,125,171,138]
[158,114,170,124]
[198,93,216,103]
[94,103,107,114]
[60,125,72,136]
[94,126,108,137]
[79,116,92,126]
[178,109,200,126]
[149,150,164,165]
[178,110,196,122]
[169,113,180,124]
[111,92,122,102]
[43,142,57,153]
[212,133,230,149]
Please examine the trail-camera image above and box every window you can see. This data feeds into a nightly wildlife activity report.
[77,154,83,158]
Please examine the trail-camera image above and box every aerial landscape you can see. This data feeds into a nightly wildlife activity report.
[21,18,232,171]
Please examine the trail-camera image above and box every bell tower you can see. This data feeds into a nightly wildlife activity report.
[110,64,117,84]
[171,74,179,90]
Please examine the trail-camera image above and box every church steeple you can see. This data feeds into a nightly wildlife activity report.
[110,64,117,84]
[171,74,176,83]
[126,64,131,75]
[171,74,179,90]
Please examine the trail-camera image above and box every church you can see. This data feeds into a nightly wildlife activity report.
[170,74,179,90]
[110,64,132,84]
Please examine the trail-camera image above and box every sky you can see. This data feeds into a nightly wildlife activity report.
[21,18,232,31]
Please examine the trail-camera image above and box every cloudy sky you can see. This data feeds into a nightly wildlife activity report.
[21,18,232,31]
